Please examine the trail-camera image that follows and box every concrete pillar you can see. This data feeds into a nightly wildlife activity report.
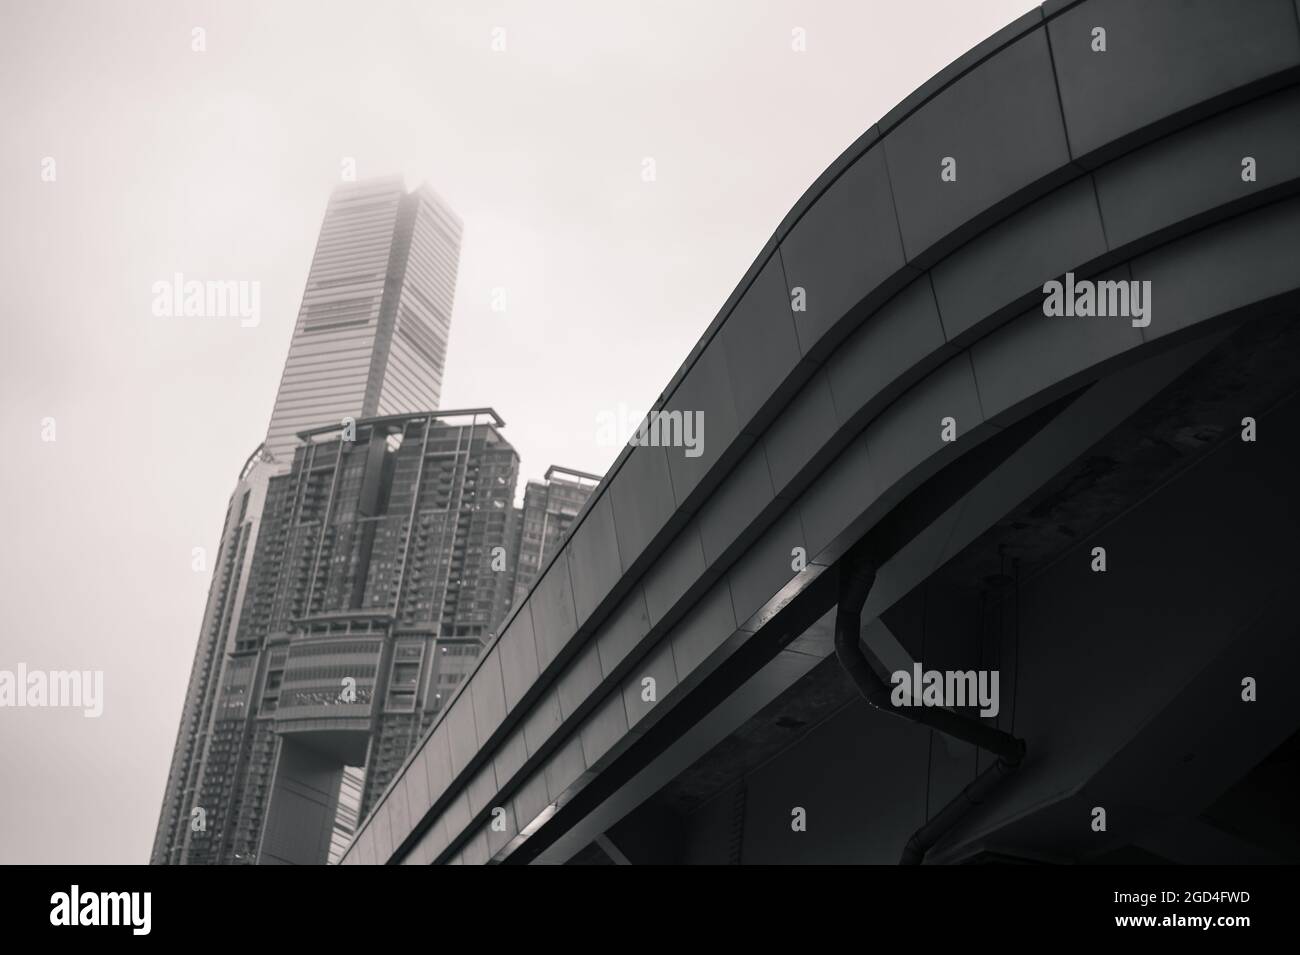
[259,738,345,865]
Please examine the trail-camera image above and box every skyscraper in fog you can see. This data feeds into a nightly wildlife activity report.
[264,177,461,463]
[152,179,470,865]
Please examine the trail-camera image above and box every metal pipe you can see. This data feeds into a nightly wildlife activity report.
[899,755,1019,865]
[833,554,1026,864]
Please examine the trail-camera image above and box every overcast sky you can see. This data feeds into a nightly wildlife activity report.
[0,0,1036,863]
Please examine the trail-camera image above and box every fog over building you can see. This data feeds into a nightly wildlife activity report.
[153,180,480,864]
[154,177,611,864]
[263,177,461,465]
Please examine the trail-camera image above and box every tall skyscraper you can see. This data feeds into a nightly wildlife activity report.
[509,465,601,607]
[152,178,470,865]
[264,176,462,464]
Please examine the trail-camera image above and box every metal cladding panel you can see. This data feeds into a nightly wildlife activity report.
[668,584,740,677]
[493,728,528,790]
[595,586,653,679]
[1048,0,1300,162]
[522,688,563,759]
[422,726,454,807]
[388,778,411,853]
[1094,87,1300,249]
[498,608,540,712]
[441,790,472,844]
[405,814,446,865]
[764,369,842,494]
[799,437,879,561]
[931,176,1109,342]
[878,8,1046,134]
[461,828,490,866]
[642,522,708,626]
[662,342,741,502]
[824,276,948,423]
[544,734,588,805]
[445,694,478,779]
[354,825,375,866]
[1131,195,1300,341]
[512,770,550,834]
[486,800,517,858]
[698,443,777,565]
[405,745,431,819]
[556,643,603,723]
[622,640,679,731]
[373,802,394,862]
[566,493,623,621]
[863,354,987,494]
[579,691,632,770]
[883,27,1070,263]
[470,648,507,743]
[727,507,806,627]
[781,145,910,354]
[608,442,677,569]
[466,761,498,817]
[530,556,579,671]
[720,253,805,425]
[970,267,1144,422]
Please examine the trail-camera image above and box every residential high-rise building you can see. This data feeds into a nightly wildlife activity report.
[152,178,470,865]
[155,411,520,865]
[151,443,275,866]
[509,465,601,607]
[264,176,462,464]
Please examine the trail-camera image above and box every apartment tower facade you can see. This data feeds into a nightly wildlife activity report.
[152,178,468,864]
[195,411,519,865]
[509,465,601,607]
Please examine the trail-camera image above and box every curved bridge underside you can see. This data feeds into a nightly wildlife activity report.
[343,0,1300,865]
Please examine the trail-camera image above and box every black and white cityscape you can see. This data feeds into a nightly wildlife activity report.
[3,0,1299,914]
